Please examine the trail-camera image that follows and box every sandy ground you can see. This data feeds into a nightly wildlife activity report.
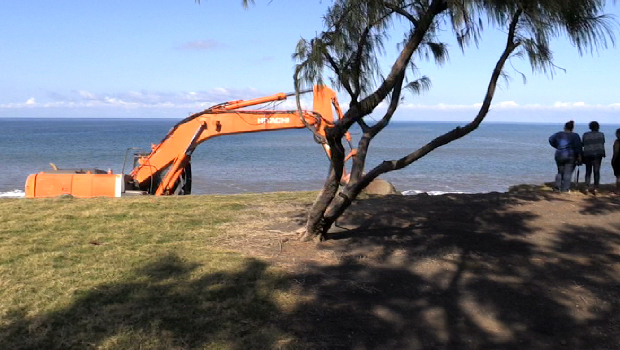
[217,184,620,349]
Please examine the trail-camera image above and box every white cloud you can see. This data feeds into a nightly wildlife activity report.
[0,88,295,110]
[176,40,224,50]
[496,101,519,108]
[212,87,229,95]
[395,101,620,112]
[3,90,619,121]
[400,102,480,110]
[78,90,97,99]
[278,99,312,110]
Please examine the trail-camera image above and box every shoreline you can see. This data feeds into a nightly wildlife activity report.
[2,182,618,199]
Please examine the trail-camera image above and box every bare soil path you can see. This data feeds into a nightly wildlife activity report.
[219,187,620,349]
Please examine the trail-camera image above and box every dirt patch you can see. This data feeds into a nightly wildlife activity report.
[215,186,620,349]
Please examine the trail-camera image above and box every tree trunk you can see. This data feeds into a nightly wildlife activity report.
[302,126,382,240]
[302,173,370,241]
[301,167,340,241]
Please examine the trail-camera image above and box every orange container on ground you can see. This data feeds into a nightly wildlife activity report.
[25,169,123,198]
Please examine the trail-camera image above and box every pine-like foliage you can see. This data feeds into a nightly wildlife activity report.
[295,0,616,102]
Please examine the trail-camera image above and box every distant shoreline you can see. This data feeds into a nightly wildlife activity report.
[3,182,619,199]
[2,116,620,127]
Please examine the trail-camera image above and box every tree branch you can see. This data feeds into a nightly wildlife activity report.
[323,50,356,98]
[368,72,405,138]
[349,71,406,182]
[360,8,523,186]
[350,25,372,98]
[382,1,418,26]
[340,0,448,132]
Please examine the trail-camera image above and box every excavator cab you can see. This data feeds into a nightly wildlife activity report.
[121,148,192,196]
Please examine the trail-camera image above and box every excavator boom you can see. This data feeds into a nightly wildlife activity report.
[25,85,353,198]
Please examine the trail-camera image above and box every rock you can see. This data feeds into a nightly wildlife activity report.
[362,178,400,195]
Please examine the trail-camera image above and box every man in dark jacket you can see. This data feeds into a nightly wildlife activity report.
[549,120,582,192]
[582,121,606,194]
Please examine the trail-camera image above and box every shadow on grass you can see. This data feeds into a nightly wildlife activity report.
[284,191,620,349]
[0,255,292,350]
[286,225,620,349]
[2,191,620,349]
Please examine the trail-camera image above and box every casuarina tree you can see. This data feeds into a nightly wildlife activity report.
[215,0,617,241]
[286,0,617,241]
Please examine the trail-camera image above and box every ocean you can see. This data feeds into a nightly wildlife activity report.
[1,118,618,197]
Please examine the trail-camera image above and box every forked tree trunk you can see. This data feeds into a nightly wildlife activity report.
[302,7,523,241]
[302,128,384,240]
[301,169,340,241]
[302,176,361,241]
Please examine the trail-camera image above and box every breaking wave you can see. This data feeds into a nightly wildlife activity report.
[402,190,467,196]
[0,190,25,198]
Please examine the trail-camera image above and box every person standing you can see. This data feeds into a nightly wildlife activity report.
[549,120,582,192]
[581,121,606,194]
[613,128,620,194]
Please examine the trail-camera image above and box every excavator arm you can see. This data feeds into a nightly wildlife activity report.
[25,85,355,198]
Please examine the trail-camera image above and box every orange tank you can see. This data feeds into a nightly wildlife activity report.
[25,170,123,198]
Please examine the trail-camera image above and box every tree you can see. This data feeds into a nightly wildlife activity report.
[210,0,616,240]
[286,0,617,241]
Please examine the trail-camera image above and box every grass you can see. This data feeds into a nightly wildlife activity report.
[3,189,620,349]
[0,192,317,350]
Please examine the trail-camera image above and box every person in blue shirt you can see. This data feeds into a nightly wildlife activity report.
[549,120,582,192]
[581,121,606,194]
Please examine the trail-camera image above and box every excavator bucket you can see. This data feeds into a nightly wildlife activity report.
[312,86,337,123]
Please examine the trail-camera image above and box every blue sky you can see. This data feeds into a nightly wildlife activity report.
[1,0,619,124]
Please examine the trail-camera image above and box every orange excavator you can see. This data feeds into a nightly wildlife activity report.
[24,85,355,198]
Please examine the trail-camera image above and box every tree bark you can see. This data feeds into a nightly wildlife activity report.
[302,166,340,241]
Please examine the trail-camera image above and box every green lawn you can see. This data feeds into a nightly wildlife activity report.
[0,193,316,350]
